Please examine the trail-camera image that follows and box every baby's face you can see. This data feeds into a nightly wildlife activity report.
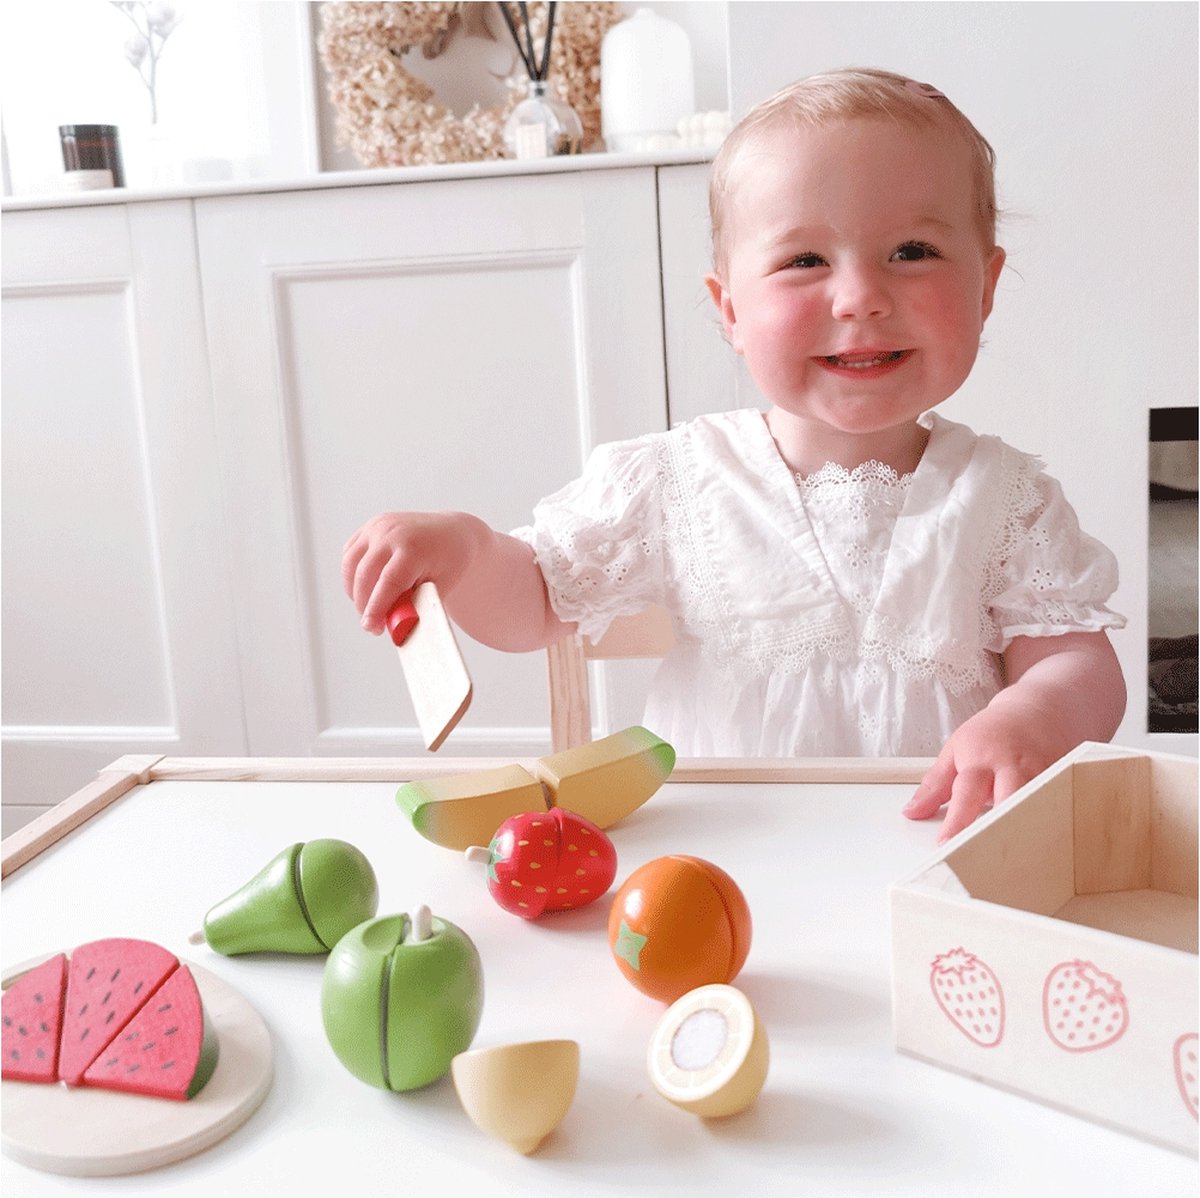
[709,118,1004,441]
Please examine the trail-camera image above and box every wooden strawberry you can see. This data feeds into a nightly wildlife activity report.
[464,808,617,920]
[929,947,1005,1047]
[1042,959,1129,1052]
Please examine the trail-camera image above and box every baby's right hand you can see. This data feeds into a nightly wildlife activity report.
[341,511,477,636]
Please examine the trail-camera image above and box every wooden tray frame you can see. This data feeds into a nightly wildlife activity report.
[0,754,933,880]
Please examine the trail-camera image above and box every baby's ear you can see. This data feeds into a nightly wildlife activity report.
[704,273,741,350]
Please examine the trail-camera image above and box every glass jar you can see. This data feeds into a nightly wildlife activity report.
[503,81,583,160]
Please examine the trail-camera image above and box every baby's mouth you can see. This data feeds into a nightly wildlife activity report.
[821,350,909,369]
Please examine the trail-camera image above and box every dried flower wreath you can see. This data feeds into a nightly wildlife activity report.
[318,1,622,168]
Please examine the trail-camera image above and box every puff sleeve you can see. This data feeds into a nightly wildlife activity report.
[986,470,1126,651]
[510,434,667,642]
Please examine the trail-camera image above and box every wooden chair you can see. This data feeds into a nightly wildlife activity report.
[546,606,674,751]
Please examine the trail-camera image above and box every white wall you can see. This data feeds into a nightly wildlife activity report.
[723,1,1197,753]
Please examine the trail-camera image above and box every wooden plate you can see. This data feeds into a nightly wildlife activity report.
[2,958,273,1177]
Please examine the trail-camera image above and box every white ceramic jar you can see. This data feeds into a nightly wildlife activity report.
[600,8,696,153]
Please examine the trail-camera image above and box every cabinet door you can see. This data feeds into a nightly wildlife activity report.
[195,168,668,756]
[658,161,764,425]
[1,203,246,830]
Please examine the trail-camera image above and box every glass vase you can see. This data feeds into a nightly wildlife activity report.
[503,80,583,160]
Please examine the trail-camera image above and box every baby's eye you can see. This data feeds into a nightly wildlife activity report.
[785,252,828,269]
[891,241,942,262]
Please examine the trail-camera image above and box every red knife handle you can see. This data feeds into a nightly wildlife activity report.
[386,596,419,646]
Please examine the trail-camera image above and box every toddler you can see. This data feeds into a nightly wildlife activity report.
[342,67,1126,842]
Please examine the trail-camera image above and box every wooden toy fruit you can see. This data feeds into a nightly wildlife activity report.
[58,938,180,1086]
[532,726,676,828]
[194,839,378,955]
[321,904,483,1092]
[608,855,752,1003]
[396,726,674,850]
[451,1039,579,1154]
[647,984,768,1117]
[1,953,67,1083]
[80,965,220,1101]
[2,938,220,1101]
[463,808,617,919]
[397,766,550,853]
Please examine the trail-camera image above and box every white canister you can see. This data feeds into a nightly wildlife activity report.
[601,8,696,153]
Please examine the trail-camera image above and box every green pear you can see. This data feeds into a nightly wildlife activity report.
[197,839,379,955]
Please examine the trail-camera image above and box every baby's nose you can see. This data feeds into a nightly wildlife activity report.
[831,267,892,321]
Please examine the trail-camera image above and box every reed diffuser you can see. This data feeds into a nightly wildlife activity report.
[499,2,583,158]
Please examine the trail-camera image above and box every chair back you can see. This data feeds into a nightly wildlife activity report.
[546,606,674,750]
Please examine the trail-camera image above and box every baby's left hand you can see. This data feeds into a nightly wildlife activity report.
[902,697,1068,843]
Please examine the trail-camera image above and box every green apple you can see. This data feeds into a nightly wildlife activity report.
[321,905,484,1091]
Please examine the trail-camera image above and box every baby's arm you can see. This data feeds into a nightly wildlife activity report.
[902,631,1126,843]
[341,511,574,653]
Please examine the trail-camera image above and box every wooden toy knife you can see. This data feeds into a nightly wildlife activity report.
[386,581,472,751]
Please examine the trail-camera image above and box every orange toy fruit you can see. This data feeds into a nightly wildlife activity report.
[607,855,752,1003]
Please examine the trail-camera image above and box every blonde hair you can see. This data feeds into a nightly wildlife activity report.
[709,67,999,273]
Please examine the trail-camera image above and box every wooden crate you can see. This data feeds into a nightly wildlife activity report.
[890,742,1198,1154]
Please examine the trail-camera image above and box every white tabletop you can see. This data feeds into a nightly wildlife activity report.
[2,766,1195,1195]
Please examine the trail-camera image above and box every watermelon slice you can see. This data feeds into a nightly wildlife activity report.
[81,966,219,1100]
[57,938,179,1086]
[2,953,68,1083]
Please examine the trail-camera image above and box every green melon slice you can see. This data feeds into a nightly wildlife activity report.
[57,938,179,1086]
[2,953,68,1083]
[81,966,219,1100]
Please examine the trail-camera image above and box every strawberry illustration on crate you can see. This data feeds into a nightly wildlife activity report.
[929,947,1005,1047]
[1174,1033,1198,1120]
[464,807,617,920]
[1042,959,1129,1052]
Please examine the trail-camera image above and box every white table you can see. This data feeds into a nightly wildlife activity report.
[2,758,1195,1196]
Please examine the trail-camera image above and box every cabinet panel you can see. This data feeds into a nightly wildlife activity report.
[196,168,669,755]
[1,204,247,820]
[658,162,763,426]
[2,284,172,726]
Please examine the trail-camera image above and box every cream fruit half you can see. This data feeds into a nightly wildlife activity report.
[647,984,768,1117]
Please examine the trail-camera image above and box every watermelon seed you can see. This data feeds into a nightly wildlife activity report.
[8,1049,19,1060]
[110,969,121,983]
[157,1003,172,1014]
[39,1022,49,1033]
[142,1041,157,1051]
[104,1056,118,1067]
[35,1048,45,1059]
[101,990,112,1006]
[33,993,43,1004]
[164,1027,178,1036]
[105,1011,115,1025]
[2,1016,10,1027]
[133,981,144,995]
[161,1061,175,1070]
[79,1028,90,1041]
[126,1063,141,1074]
[17,1026,27,1037]
[85,968,95,981]
[78,1003,89,1017]
[124,1031,138,1042]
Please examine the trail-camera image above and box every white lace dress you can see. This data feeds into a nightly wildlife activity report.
[511,409,1125,757]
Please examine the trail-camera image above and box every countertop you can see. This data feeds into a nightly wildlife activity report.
[1,148,713,212]
[2,757,1194,1195]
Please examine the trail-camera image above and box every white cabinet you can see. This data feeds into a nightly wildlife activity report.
[2,163,685,831]
[194,167,669,760]
[1,202,246,832]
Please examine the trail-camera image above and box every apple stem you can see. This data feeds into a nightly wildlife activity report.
[187,930,205,946]
[464,846,491,866]
[411,903,433,942]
